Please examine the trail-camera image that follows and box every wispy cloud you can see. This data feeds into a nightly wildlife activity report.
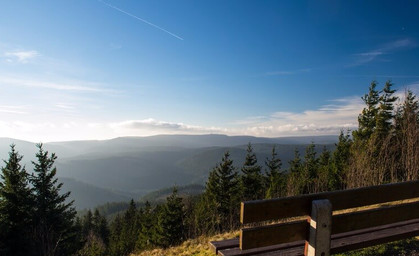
[265,68,311,76]
[350,39,416,66]
[0,105,27,114]
[233,96,363,136]
[4,50,39,63]
[0,77,117,93]
[99,0,184,41]
[111,118,225,134]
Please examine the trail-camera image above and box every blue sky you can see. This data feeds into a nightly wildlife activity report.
[1,0,419,142]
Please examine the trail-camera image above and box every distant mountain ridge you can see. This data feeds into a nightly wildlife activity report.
[0,134,338,209]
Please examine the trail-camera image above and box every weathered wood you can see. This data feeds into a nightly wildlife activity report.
[330,219,419,254]
[212,219,419,256]
[240,220,308,250]
[332,201,419,234]
[210,238,239,254]
[220,240,304,256]
[238,201,419,250]
[241,181,419,224]
[306,200,332,256]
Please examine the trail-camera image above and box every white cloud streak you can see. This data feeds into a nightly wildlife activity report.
[4,50,39,63]
[99,0,184,41]
[0,77,115,93]
[350,39,416,66]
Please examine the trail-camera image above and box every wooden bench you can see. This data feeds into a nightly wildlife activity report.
[210,181,419,256]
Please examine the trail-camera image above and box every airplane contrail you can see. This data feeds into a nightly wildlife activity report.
[99,0,184,41]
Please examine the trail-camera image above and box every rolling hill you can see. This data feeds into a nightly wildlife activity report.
[0,134,338,209]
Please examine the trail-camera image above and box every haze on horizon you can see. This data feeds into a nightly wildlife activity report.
[1,0,419,142]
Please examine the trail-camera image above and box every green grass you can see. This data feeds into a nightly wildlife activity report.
[336,238,419,256]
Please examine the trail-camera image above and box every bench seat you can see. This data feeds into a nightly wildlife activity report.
[211,218,419,256]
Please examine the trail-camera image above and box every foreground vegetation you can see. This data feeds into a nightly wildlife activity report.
[0,80,418,256]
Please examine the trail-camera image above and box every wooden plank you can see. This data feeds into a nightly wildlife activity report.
[210,238,239,254]
[241,181,419,224]
[217,219,419,256]
[332,201,419,234]
[330,220,419,254]
[240,201,419,251]
[306,200,332,256]
[220,240,304,256]
[240,220,308,250]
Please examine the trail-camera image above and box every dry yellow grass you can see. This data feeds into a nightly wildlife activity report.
[131,231,239,256]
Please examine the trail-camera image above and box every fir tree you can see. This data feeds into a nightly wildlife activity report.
[353,81,380,141]
[376,81,398,137]
[316,147,332,192]
[330,131,352,190]
[156,187,185,248]
[120,199,139,256]
[108,214,123,256]
[136,201,156,250]
[204,151,240,231]
[287,149,303,195]
[92,209,109,246]
[0,145,34,256]
[30,144,77,256]
[302,143,318,194]
[264,146,284,199]
[241,143,263,200]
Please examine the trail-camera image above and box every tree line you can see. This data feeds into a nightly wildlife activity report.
[0,81,418,256]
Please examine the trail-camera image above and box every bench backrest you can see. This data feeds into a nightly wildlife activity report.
[240,180,419,250]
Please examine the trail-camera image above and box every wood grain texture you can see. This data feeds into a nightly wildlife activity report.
[212,219,419,256]
[240,220,308,250]
[241,181,419,224]
[210,238,239,253]
[332,201,419,234]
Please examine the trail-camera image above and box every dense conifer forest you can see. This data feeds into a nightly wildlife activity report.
[0,81,418,256]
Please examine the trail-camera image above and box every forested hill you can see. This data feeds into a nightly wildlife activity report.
[0,135,337,209]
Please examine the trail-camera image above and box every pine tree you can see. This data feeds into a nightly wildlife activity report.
[92,209,109,246]
[264,146,284,199]
[316,147,331,193]
[353,81,380,141]
[330,131,352,190]
[0,145,34,256]
[156,187,185,248]
[108,214,123,256]
[302,143,318,194]
[30,144,77,256]
[136,201,156,250]
[287,149,303,195]
[120,199,139,256]
[204,151,240,231]
[241,143,263,200]
[376,81,398,137]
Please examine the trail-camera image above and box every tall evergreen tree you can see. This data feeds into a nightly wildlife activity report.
[353,81,380,141]
[241,143,263,200]
[376,81,398,137]
[316,147,332,193]
[30,144,77,256]
[136,201,156,251]
[330,131,352,190]
[287,149,303,195]
[156,187,185,248]
[302,143,318,194]
[0,145,33,256]
[204,151,240,231]
[264,146,284,199]
[108,214,123,256]
[120,199,139,256]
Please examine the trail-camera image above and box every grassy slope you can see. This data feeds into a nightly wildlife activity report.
[132,235,418,256]
[131,231,239,256]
